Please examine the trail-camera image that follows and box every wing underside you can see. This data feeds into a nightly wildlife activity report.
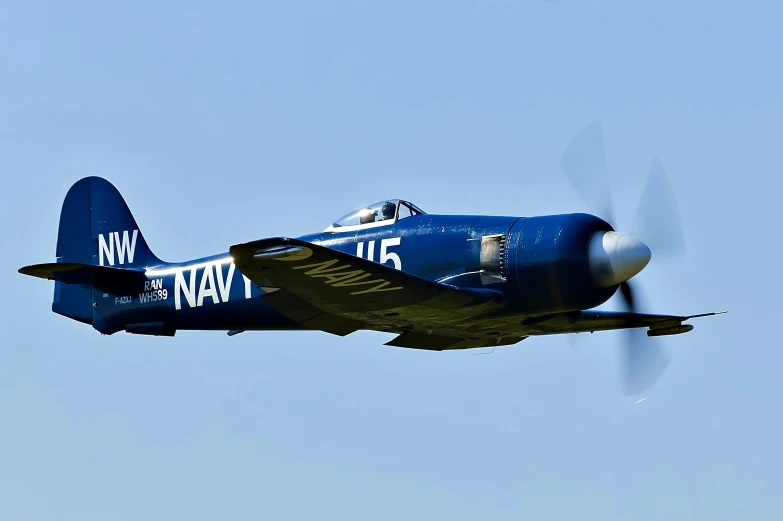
[230,237,506,343]
[230,237,723,350]
[518,310,726,335]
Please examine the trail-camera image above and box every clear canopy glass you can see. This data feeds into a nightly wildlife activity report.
[330,200,425,228]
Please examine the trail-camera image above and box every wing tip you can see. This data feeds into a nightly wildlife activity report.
[685,310,727,320]
[19,264,56,280]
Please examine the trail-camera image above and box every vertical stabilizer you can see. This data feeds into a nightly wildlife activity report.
[53,177,162,323]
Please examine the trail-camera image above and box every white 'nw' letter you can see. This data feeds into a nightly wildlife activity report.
[114,230,138,264]
[98,234,114,266]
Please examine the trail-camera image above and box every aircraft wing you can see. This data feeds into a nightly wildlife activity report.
[514,310,726,336]
[229,238,723,349]
[229,237,505,340]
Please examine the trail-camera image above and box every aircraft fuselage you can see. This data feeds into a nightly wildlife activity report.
[88,212,615,336]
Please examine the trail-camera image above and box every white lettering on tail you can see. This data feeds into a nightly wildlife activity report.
[98,230,139,266]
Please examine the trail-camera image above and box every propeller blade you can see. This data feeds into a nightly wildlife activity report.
[622,328,671,395]
[559,121,614,224]
[634,158,685,256]
[619,280,636,311]
[560,122,677,394]
[617,280,670,394]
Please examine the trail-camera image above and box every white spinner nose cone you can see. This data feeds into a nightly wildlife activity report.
[589,231,651,287]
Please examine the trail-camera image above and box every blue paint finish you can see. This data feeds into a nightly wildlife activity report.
[506,213,616,314]
[303,214,520,282]
[23,177,629,336]
[90,254,301,335]
[52,177,95,324]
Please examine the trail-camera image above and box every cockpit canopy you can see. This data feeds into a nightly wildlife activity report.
[326,200,425,231]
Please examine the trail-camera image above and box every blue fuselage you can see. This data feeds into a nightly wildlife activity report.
[88,213,615,335]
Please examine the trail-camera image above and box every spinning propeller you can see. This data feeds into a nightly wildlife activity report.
[560,121,685,394]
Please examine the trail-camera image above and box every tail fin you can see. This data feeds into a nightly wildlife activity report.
[51,177,163,323]
[57,177,161,268]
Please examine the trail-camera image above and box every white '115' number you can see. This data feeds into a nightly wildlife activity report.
[357,238,402,270]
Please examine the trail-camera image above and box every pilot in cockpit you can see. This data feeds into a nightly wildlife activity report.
[381,201,396,221]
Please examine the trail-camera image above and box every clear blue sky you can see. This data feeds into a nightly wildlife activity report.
[1,1,780,519]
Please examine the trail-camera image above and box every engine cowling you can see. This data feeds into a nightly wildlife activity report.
[504,213,617,314]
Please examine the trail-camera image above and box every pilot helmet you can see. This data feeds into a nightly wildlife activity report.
[381,201,397,220]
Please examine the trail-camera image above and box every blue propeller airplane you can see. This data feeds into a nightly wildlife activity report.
[19,124,724,394]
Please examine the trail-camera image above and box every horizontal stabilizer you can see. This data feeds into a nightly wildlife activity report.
[19,262,146,289]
